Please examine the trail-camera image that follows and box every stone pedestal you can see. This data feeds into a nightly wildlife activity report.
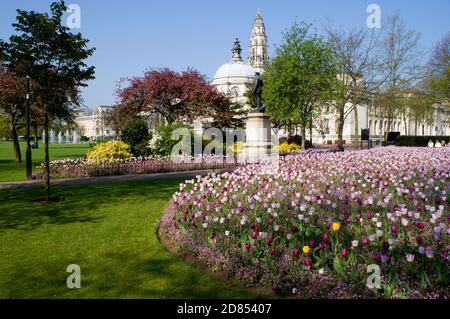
[244,112,273,159]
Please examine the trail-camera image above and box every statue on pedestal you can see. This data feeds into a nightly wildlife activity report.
[251,72,265,113]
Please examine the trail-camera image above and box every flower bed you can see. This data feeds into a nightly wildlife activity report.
[159,147,450,298]
[37,155,241,179]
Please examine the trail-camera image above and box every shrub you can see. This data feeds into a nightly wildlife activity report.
[396,135,450,147]
[276,141,301,154]
[149,123,193,156]
[229,141,244,155]
[121,119,151,156]
[280,135,312,149]
[89,136,112,149]
[86,140,133,163]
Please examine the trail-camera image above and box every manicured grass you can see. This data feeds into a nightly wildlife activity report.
[0,179,253,298]
[0,141,90,182]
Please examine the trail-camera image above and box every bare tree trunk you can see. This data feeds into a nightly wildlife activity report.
[353,104,359,144]
[309,116,313,147]
[337,110,345,151]
[44,109,50,201]
[11,124,22,163]
[301,125,306,150]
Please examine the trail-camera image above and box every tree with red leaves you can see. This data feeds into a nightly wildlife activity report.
[0,65,26,163]
[114,68,229,127]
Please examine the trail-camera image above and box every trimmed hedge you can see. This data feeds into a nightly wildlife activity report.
[396,135,450,147]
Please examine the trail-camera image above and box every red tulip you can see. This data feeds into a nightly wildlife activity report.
[245,242,252,250]
[341,248,348,257]
[293,248,300,258]
[304,257,312,267]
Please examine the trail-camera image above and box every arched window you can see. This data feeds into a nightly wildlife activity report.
[230,86,239,103]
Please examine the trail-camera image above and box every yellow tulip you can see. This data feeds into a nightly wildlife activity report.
[302,245,311,255]
[332,222,341,232]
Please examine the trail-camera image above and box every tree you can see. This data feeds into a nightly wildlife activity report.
[0,66,26,162]
[0,0,95,200]
[121,118,151,156]
[116,68,224,125]
[210,97,247,132]
[263,22,337,149]
[325,25,381,147]
[426,32,449,101]
[377,14,424,133]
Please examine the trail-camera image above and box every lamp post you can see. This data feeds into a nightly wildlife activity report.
[25,75,32,180]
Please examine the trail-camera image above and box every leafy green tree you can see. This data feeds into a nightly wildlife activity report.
[121,119,151,156]
[149,123,192,156]
[244,82,256,110]
[0,0,95,200]
[211,97,247,132]
[263,22,337,149]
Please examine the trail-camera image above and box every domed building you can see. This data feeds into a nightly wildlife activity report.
[212,11,269,110]
[212,39,256,108]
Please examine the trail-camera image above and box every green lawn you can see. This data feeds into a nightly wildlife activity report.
[0,179,253,298]
[0,141,90,182]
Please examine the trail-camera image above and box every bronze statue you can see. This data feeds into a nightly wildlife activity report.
[251,72,265,113]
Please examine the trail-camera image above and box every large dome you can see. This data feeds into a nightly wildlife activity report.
[212,38,256,107]
[213,61,256,80]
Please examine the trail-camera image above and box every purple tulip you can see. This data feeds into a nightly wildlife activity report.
[416,235,423,244]
[293,248,300,258]
[270,247,276,256]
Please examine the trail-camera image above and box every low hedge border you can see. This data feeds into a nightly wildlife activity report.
[396,136,450,147]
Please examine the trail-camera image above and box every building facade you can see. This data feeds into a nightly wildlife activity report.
[75,106,115,140]
[212,11,450,144]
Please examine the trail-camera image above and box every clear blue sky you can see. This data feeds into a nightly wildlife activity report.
[1,0,449,108]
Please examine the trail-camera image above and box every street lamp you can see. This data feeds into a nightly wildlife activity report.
[25,75,32,180]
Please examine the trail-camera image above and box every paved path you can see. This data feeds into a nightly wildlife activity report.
[0,169,221,190]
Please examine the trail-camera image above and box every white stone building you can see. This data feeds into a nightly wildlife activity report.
[75,106,115,140]
[212,11,269,110]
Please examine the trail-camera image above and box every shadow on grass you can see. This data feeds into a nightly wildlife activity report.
[0,179,183,233]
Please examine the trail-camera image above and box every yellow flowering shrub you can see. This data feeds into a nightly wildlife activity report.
[230,141,244,155]
[276,142,301,154]
[86,141,133,163]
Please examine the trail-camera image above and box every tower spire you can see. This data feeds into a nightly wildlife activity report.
[248,10,269,72]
